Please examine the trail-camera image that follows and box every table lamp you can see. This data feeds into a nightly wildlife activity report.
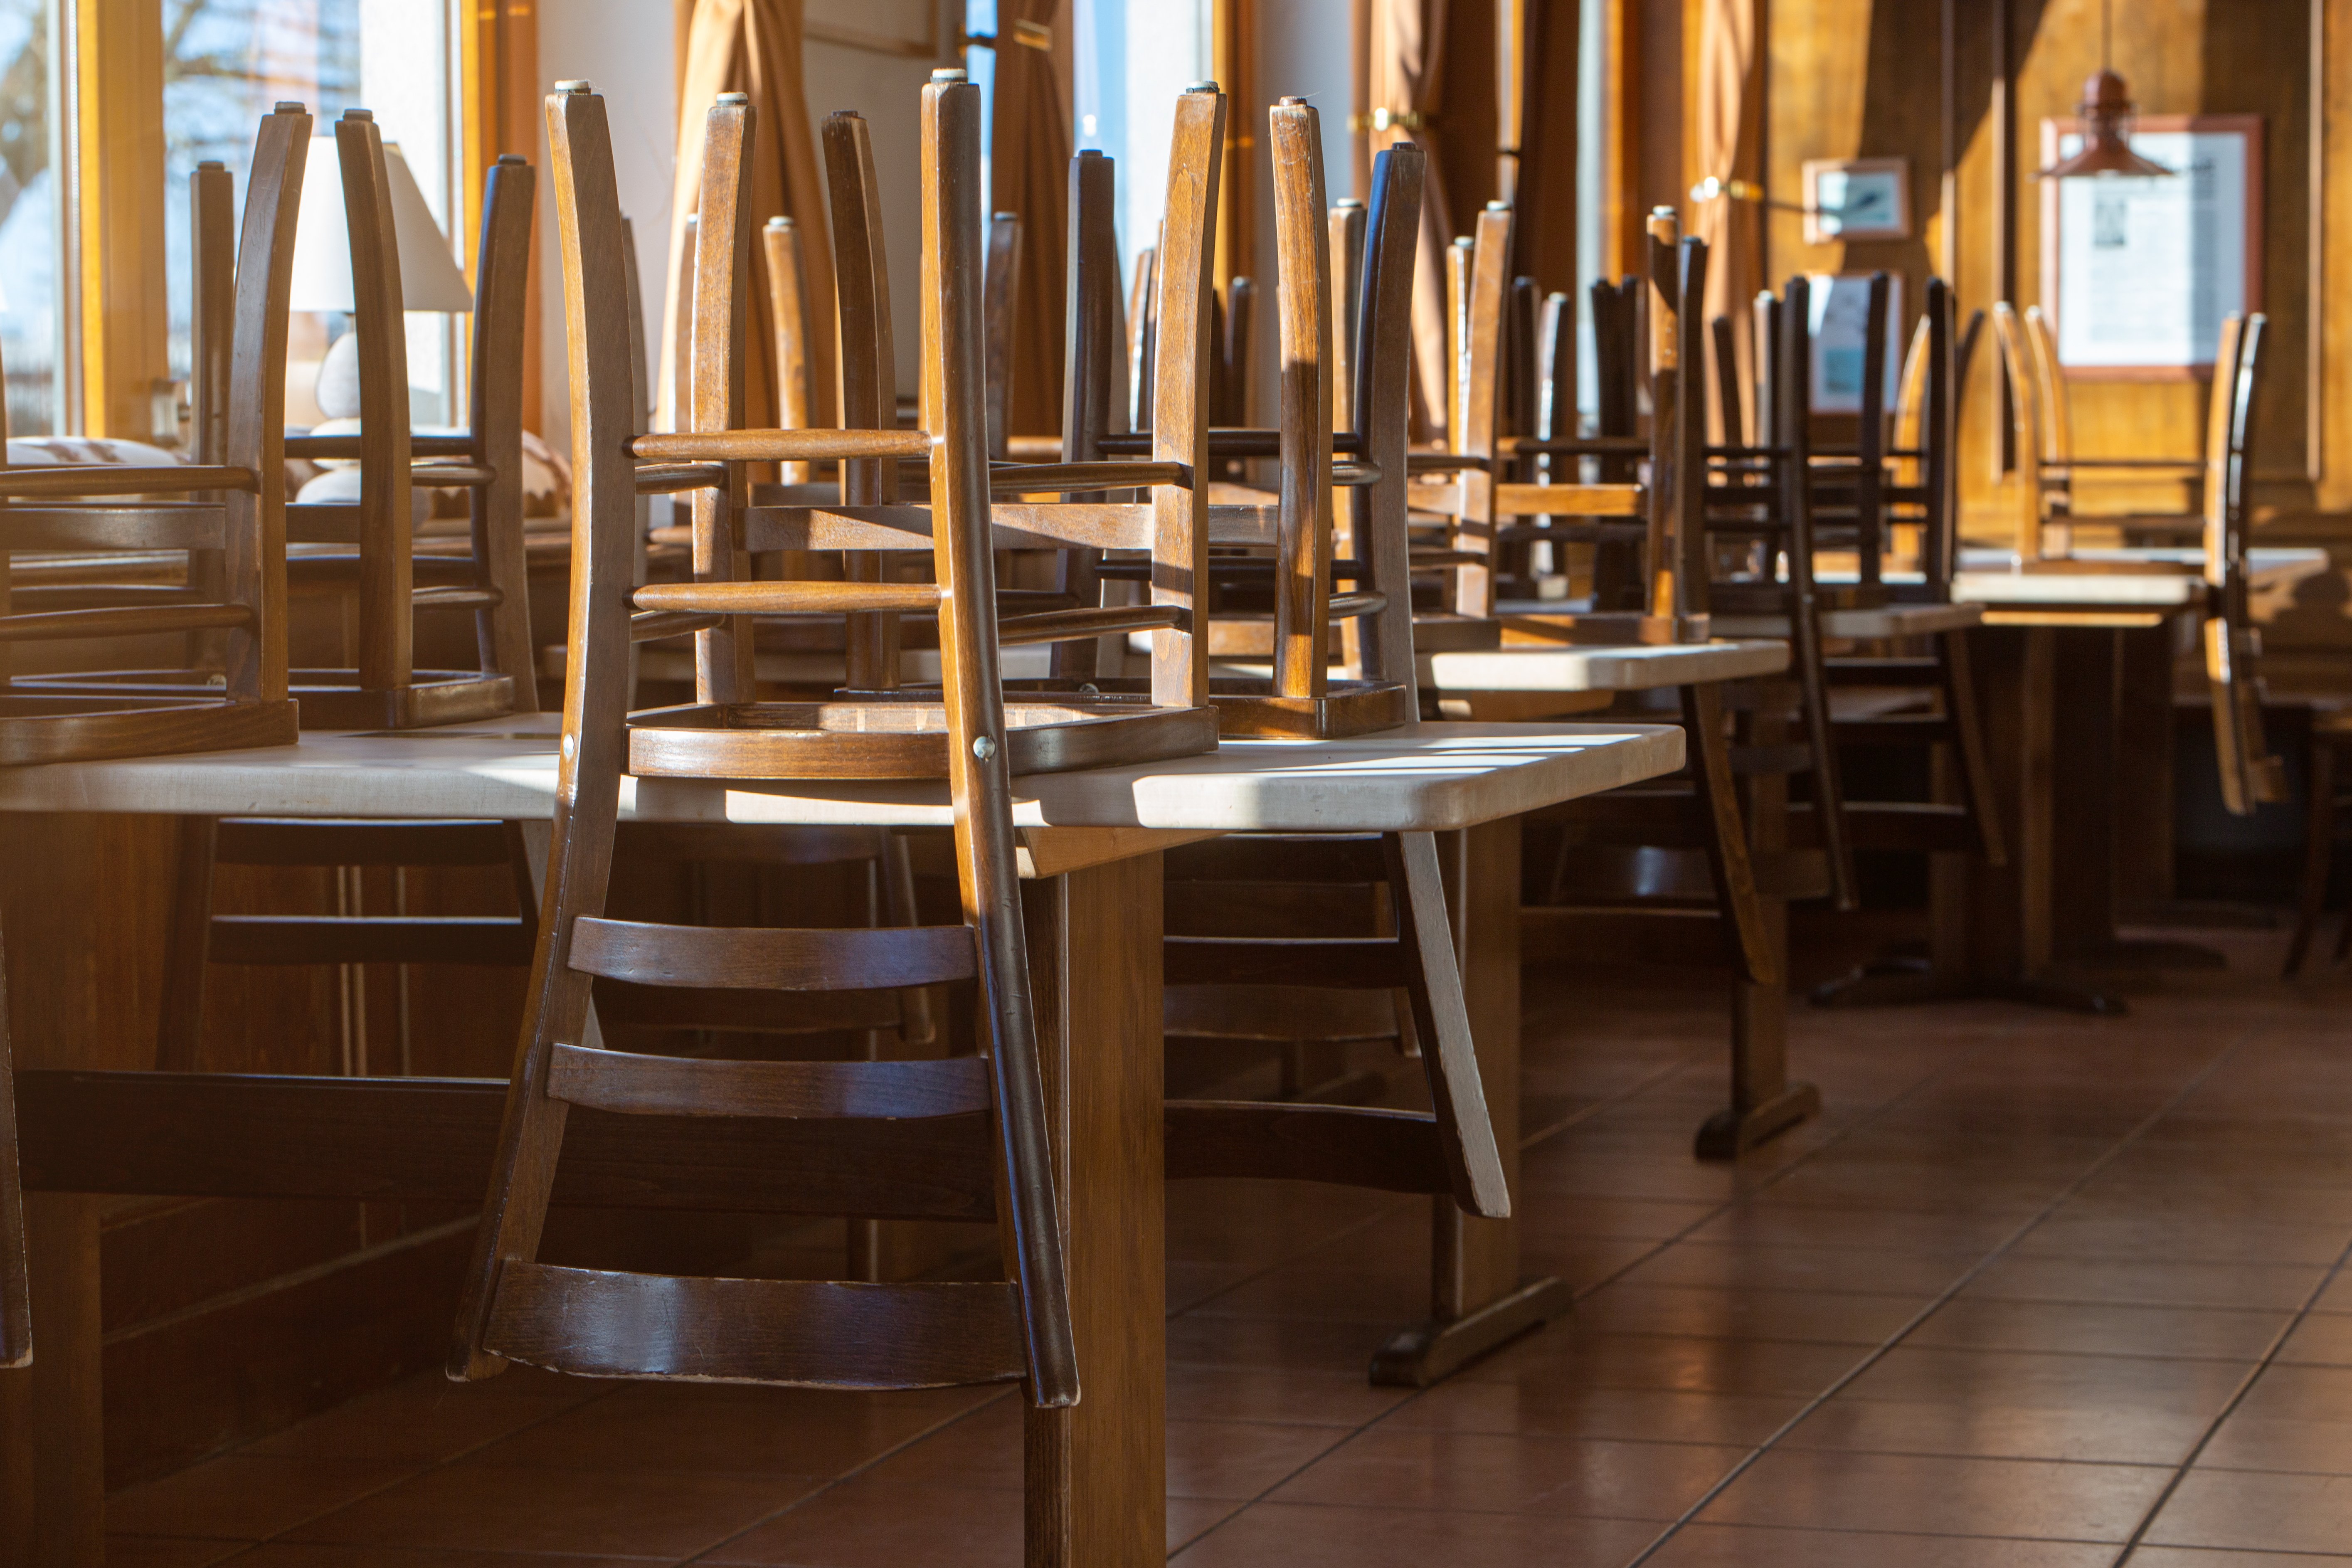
[287,128,473,421]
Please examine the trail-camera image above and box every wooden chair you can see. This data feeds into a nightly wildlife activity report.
[283,111,537,729]
[1152,111,1505,1221]
[2201,313,2287,816]
[1814,280,2007,870]
[1086,99,1424,737]
[454,75,1080,1402]
[0,104,308,764]
[155,133,547,1069]
[2005,303,2209,554]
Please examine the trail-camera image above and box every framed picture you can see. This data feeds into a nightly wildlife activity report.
[2038,114,2263,380]
[1801,158,1911,244]
[1807,273,1906,414]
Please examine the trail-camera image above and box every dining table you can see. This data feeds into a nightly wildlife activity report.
[1818,545,2331,1013]
[0,710,1682,1568]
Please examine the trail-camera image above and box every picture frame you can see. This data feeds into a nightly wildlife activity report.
[2038,114,2263,381]
[1801,157,1911,244]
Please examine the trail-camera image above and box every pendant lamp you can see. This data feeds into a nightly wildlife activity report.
[2038,0,2173,180]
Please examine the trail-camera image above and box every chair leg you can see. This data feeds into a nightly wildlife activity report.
[2284,741,2336,977]
[156,815,219,1072]
[1683,682,1777,986]
[1938,629,2008,867]
[1790,602,1858,910]
[1384,832,1510,1219]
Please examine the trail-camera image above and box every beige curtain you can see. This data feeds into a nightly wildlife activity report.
[662,0,836,431]
[1368,0,1453,441]
[988,0,1073,439]
[1692,0,1764,441]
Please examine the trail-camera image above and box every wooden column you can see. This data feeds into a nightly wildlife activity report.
[1022,851,1166,1568]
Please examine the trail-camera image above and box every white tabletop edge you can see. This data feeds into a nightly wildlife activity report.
[0,717,1688,835]
[1421,638,1788,693]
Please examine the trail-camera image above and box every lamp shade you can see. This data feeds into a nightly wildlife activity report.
[288,136,475,313]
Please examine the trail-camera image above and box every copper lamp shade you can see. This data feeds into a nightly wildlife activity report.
[2039,69,2174,180]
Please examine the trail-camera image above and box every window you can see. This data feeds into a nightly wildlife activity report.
[0,0,58,436]
[163,0,459,428]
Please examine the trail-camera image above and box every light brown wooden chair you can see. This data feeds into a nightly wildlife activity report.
[0,104,309,764]
[2201,312,2287,816]
[1089,99,1422,738]
[1149,112,1505,1220]
[154,133,547,1070]
[284,111,536,729]
[453,76,1080,1403]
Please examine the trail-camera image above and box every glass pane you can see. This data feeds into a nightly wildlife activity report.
[163,0,456,429]
[0,0,58,436]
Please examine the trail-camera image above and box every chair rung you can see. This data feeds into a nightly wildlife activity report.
[1166,1102,1447,1193]
[1332,459,1382,487]
[411,463,495,487]
[998,604,1183,646]
[0,505,226,551]
[1327,591,1386,620]
[989,460,1189,493]
[1164,936,1404,989]
[631,609,725,642]
[214,818,515,868]
[207,915,534,966]
[635,461,730,494]
[0,603,252,643]
[569,917,978,991]
[0,463,256,498]
[6,584,206,613]
[413,584,502,611]
[1803,801,1980,853]
[547,1042,989,1118]
[634,581,944,616]
[592,980,902,1035]
[484,1263,1028,1388]
[1493,482,1646,517]
[633,428,932,463]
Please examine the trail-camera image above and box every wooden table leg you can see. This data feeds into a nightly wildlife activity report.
[1962,626,2126,1013]
[1698,686,1817,1159]
[0,1193,105,1568]
[1374,817,1568,1388]
[1021,851,1166,1568]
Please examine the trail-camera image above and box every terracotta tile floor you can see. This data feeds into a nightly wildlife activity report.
[105,926,2352,1565]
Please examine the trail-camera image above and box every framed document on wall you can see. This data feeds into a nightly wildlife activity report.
[2038,114,2262,380]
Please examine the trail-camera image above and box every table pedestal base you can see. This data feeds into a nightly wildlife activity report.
[1695,1080,1823,1160]
[1371,1275,1572,1388]
[1812,954,2130,1016]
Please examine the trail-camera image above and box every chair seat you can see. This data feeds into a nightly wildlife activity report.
[0,693,298,767]
[627,697,1220,779]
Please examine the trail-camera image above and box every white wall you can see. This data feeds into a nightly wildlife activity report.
[534,0,678,454]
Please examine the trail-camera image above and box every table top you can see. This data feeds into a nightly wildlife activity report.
[1421,638,1788,693]
[1711,603,1984,639]
[0,714,1686,835]
[1953,547,2328,608]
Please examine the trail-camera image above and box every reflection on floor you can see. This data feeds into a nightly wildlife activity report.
[104,926,2352,1566]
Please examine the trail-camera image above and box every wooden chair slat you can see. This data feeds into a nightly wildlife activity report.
[547,1044,990,1120]
[568,916,978,991]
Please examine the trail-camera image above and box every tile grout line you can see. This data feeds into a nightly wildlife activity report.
[1168,1014,2008,1561]
[1619,1026,2254,1567]
[2110,1226,2352,1563]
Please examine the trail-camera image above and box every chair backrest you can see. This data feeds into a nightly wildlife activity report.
[2022,305,2072,465]
[466,153,537,702]
[760,215,812,482]
[2203,312,2261,599]
[1990,302,2048,560]
[984,210,1021,459]
[1344,138,1426,688]
[219,103,315,705]
[1890,277,1958,594]
[822,107,904,693]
